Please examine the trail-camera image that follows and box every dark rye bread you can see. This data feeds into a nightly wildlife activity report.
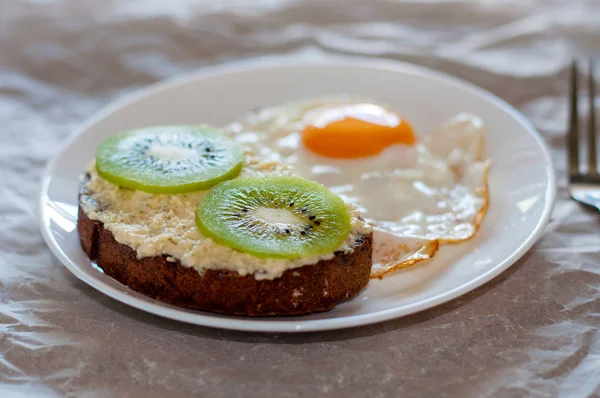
[77,189,373,316]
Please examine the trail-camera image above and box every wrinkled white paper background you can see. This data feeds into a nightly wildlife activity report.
[2,0,600,397]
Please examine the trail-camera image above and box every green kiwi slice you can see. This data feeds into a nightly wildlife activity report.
[96,125,244,194]
[196,176,352,259]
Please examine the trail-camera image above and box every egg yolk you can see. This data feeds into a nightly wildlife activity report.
[302,103,416,158]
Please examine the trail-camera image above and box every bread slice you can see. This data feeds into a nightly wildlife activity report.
[77,186,373,316]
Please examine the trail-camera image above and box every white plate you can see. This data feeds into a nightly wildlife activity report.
[39,56,556,333]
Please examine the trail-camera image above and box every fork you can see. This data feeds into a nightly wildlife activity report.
[568,59,600,211]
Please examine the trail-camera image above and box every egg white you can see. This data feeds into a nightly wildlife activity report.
[225,98,490,278]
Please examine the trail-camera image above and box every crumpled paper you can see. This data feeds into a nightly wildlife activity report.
[2,0,600,397]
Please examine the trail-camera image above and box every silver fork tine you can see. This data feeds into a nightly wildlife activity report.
[569,60,580,178]
[589,58,597,175]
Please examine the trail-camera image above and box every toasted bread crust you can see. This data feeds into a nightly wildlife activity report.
[77,192,373,316]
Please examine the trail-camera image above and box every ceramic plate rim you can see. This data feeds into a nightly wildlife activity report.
[38,55,556,333]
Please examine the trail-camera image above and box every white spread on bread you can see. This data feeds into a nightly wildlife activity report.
[81,152,371,281]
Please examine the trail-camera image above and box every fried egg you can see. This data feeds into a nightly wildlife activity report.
[225,97,490,278]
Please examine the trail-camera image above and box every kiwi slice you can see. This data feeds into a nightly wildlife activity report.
[96,125,244,194]
[196,176,352,259]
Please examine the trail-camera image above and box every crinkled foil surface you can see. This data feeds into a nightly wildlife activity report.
[2,1,600,397]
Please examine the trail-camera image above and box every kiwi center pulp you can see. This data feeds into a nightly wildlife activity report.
[127,134,226,174]
[232,202,318,238]
[146,144,197,161]
[253,208,303,227]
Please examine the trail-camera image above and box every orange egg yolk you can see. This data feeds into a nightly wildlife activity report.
[301,103,416,158]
